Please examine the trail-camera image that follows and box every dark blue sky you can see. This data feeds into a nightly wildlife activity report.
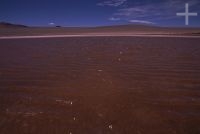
[0,0,200,27]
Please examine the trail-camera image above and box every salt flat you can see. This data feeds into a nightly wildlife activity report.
[0,34,200,39]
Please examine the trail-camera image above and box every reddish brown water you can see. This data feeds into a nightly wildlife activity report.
[0,37,200,134]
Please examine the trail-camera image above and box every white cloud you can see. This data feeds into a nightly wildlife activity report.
[97,0,127,7]
[113,0,200,20]
[49,22,55,25]
[129,20,155,24]
[109,17,121,21]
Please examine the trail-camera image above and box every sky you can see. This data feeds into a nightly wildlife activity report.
[0,0,200,27]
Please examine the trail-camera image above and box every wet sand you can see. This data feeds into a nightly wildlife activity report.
[0,36,200,134]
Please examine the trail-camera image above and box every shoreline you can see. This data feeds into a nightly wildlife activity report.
[1,34,200,39]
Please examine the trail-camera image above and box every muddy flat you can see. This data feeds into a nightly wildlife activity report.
[0,36,200,134]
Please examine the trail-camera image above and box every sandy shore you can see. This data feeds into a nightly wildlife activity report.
[0,36,200,134]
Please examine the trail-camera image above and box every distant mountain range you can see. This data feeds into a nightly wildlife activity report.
[0,22,27,28]
[0,21,200,30]
[0,22,200,36]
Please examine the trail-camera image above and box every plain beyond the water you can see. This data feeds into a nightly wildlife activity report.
[0,36,200,134]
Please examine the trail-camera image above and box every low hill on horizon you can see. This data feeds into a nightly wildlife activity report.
[0,22,200,36]
[0,22,27,28]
